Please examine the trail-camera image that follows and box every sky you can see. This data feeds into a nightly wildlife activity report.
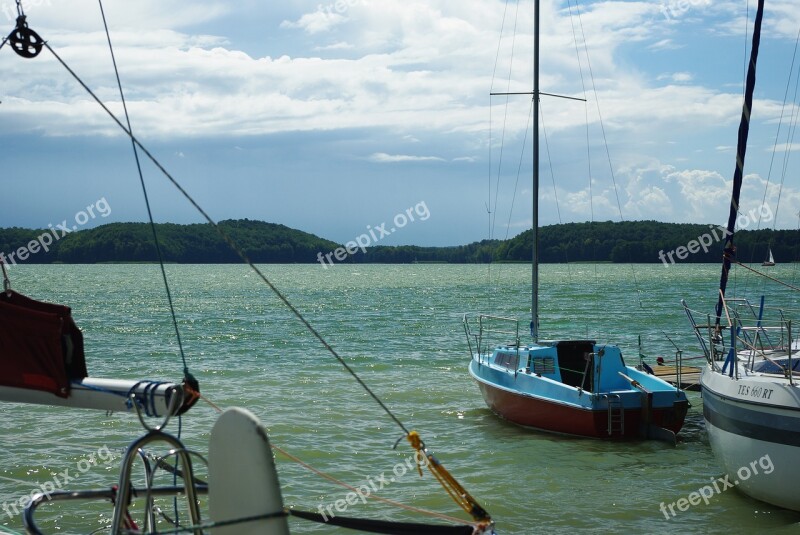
[0,0,798,247]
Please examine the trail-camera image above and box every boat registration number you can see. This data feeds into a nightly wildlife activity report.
[737,384,774,400]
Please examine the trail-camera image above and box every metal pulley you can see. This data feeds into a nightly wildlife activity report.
[8,15,43,58]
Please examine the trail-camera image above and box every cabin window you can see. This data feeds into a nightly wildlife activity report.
[532,357,555,375]
[494,352,518,370]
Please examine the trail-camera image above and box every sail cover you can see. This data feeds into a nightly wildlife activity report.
[0,290,87,398]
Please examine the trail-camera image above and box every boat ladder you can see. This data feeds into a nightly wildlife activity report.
[605,394,624,436]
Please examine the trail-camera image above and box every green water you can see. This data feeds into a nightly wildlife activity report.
[1,263,799,534]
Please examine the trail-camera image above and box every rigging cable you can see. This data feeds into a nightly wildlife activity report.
[490,0,522,245]
[502,98,533,244]
[485,0,516,310]
[488,0,523,311]
[21,15,490,527]
[566,1,599,340]
[96,0,196,396]
[484,0,515,311]
[729,257,800,293]
[774,33,800,229]
[569,1,643,309]
[40,38,412,443]
[745,24,800,297]
[485,0,523,314]
[540,105,576,290]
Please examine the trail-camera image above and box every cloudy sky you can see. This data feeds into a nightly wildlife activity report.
[0,0,798,246]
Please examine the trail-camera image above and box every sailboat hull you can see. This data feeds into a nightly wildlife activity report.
[468,341,688,440]
[701,365,800,511]
[475,379,685,439]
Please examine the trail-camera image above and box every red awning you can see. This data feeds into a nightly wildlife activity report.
[0,290,87,398]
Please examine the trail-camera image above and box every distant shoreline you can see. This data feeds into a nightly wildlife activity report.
[1,219,797,265]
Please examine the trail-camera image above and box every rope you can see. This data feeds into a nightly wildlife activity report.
[273,443,474,526]
[97,0,193,385]
[40,38,410,438]
[730,258,800,292]
[406,432,491,526]
[195,396,480,527]
[121,510,289,534]
[19,19,490,526]
[0,258,10,294]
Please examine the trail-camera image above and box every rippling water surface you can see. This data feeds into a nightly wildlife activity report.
[1,263,799,534]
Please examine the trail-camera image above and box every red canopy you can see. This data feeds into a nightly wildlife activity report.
[0,290,87,398]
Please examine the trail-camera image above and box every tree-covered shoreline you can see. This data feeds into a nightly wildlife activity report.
[0,219,796,266]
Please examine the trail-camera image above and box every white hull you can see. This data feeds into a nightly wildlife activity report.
[701,365,800,511]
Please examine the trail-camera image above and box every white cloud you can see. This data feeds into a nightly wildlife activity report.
[770,143,800,153]
[315,42,355,51]
[11,0,230,31]
[0,0,768,142]
[662,167,729,220]
[281,10,347,34]
[657,72,693,83]
[2,0,799,237]
[648,39,681,51]
[368,153,445,163]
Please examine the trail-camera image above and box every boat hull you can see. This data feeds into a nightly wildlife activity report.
[475,377,686,439]
[701,366,800,511]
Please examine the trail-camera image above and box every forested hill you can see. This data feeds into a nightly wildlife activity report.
[0,219,796,265]
[0,220,341,264]
[493,221,799,264]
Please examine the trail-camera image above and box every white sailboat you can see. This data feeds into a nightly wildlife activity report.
[683,0,800,512]
[762,246,776,266]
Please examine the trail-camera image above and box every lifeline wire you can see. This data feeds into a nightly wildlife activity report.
[39,41,412,439]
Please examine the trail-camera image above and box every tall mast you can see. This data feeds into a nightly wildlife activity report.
[715,0,765,327]
[531,0,540,341]
[493,0,578,339]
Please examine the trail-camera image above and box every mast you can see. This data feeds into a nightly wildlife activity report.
[531,0,540,341]
[492,0,580,340]
[715,0,765,327]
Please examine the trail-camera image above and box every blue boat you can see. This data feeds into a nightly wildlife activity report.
[464,0,688,442]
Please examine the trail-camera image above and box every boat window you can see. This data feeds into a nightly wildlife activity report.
[494,352,518,370]
[532,357,555,374]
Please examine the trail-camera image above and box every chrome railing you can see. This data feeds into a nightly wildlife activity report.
[683,297,796,384]
[463,314,520,364]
